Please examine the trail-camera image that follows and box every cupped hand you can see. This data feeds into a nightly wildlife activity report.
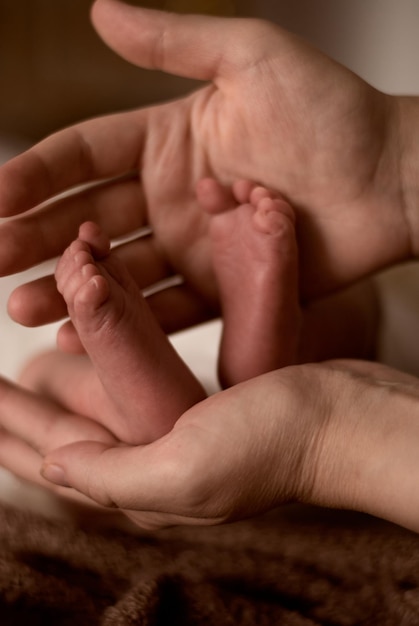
[1,365,332,529]
[3,360,419,533]
[0,0,412,350]
[0,375,118,511]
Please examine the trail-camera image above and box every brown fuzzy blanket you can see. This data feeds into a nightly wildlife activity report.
[1,503,419,625]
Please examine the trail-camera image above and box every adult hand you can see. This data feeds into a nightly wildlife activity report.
[0,0,417,350]
[0,375,118,511]
[2,361,419,533]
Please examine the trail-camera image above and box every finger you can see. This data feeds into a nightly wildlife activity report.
[0,107,149,218]
[56,321,85,354]
[56,279,216,352]
[9,244,215,335]
[40,438,217,529]
[8,274,69,327]
[327,359,419,389]
[7,234,171,327]
[145,280,216,333]
[91,0,275,81]
[41,441,166,510]
[41,435,209,522]
[39,372,306,524]
[0,428,110,510]
[0,376,116,455]
[0,428,44,483]
[19,350,103,420]
[0,175,145,276]
[10,280,215,346]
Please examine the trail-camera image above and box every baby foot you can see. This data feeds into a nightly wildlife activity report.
[55,222,206,445]
[197,179,301,387]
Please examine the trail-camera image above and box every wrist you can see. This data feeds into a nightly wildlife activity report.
[305,362,419,533]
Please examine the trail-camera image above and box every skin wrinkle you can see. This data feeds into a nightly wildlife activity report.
[396,98,419,260]
[360,94,398,203]
[318,102,380,200]
[209,20,259,81]
[149,19,171,74]
[190,91,215,186]
[72,126,97,186]
[145,101,215,298]
[91,446,121,509]
[26,150,56,214]
[308,84,386,206]
[32,126,94,204]
[196,89,228,180]
[226,21,284,78]
[160,420,232,517]
[73,113,145,186]
[288,370,336,507]
[292,417,327,507]
[306,368,411,514]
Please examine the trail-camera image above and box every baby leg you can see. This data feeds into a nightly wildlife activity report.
[197,179,301,387]
[55,222,206,444]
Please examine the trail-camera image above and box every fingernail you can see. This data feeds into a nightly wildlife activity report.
[41,463,70,488]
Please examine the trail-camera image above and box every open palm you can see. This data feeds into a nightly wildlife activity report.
[0,0,410,341]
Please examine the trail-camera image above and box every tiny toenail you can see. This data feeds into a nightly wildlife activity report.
[88,276,101,290]
[251,186,271,204]
[81,263,95,278]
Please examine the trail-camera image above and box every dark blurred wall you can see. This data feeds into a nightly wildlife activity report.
[0,1,200,140]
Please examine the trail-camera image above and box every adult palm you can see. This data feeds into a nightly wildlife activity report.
[0,0,411,340]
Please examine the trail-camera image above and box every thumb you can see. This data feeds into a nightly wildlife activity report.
[40,438,188,513]
[91,0,277,81]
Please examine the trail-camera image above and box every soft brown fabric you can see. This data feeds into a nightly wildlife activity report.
[1,503,419,625]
